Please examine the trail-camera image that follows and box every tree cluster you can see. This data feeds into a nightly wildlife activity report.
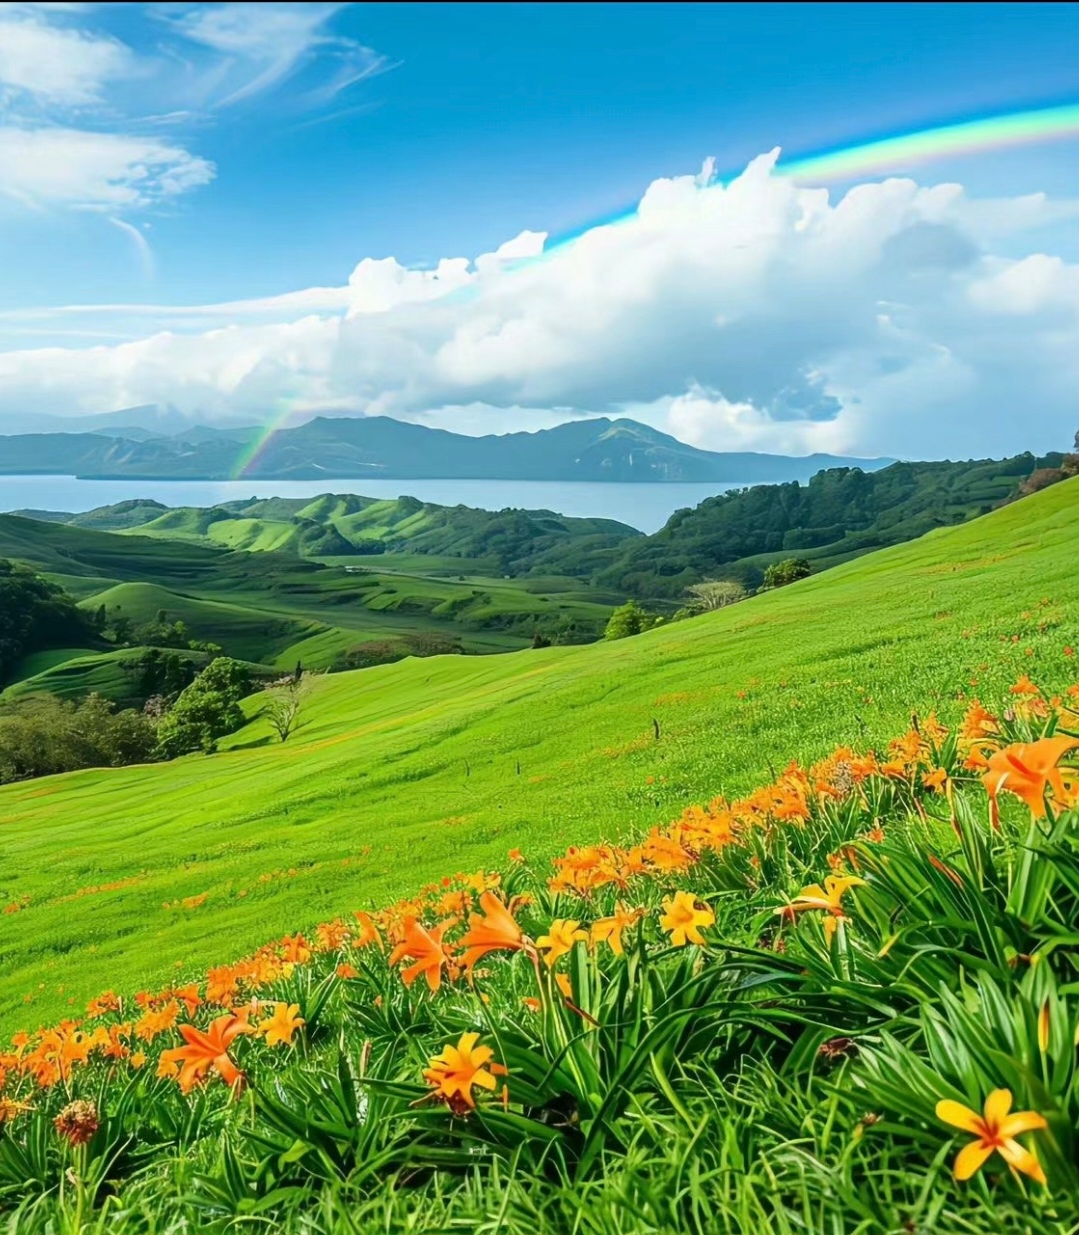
[0,560,94,685]
[0,693,157,785]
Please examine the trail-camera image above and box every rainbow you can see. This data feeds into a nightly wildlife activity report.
[538,100,1079,260]
[234,101,1079,467]
[232,400,310,479]
[777,100,1079,182]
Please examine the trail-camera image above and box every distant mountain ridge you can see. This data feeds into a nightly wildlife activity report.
[0,414,891,483]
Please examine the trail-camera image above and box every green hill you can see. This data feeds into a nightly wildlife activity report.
[0,514,618,689]
[1,476,1077,1031]
[597,450,1072,595]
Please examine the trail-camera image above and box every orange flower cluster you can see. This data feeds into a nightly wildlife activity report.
[1,674,1075,1115]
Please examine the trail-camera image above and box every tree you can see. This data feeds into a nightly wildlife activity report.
[0,559,93,685]
[685,579,747,612]
[262,673,311,743]
[603,600,663,641]
[762,558,812,590]
[155,657,251,758]
[0,692,156,785]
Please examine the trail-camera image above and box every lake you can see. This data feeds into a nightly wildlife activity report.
[0,476,745,534]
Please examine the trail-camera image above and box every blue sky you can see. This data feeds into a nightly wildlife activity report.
[2,2,1079,457]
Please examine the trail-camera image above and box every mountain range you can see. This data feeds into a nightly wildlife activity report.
[0,414,890,483]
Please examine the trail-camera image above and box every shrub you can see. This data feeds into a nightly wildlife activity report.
[762,557,812,590]
[155,657,251,757]
[603,599,664,640]
[0,692,157,783]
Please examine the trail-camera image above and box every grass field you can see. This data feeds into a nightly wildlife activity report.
[1,477,1077,1033]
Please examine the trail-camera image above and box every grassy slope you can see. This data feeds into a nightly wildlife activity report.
[1,478,1078,1032]
[0,514,599,692]
[1,646,208,708]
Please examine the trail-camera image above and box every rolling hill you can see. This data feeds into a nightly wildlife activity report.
[0,512,623,704]
[1,475,1077,1030]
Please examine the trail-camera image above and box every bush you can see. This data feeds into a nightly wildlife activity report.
[762,558,812,590]
[0,692,157,784]
[603,599,664,641]
[155,657,251,758]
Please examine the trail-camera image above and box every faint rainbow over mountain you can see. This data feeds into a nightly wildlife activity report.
[232,401,311,478]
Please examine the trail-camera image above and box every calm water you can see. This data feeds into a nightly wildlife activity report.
[0,476,745,534]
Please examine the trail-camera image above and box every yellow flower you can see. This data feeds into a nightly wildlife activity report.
[936,1089,1047,1184]
[777,874,864,939]
[590,904,642,955]
[659,891,714,947]
[422,1031,506,1114]
[257,1002,305,1048]
[535,919,588,967]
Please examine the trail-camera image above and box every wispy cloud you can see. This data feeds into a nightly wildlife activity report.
[0,3,389,218]
[158,2,392,110]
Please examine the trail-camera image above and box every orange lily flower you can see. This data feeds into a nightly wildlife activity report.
[982,736,1079,818]
[590,904,642,955]
[157,1012,254,1093]
[659,891,715,947]
[458,891,530,970]
[86,991,121,1019]
[777,874,864,940]
[388,918,453,991]
[535,920,588,967]
[257,1003,305,1048]
[353,912,383,951]
[936,1089,1047,1184]
[423,1031,507,1114]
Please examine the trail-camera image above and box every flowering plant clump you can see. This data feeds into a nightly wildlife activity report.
[0,673,1078,1231]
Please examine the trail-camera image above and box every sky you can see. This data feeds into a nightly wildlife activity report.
[2,2,1079,459]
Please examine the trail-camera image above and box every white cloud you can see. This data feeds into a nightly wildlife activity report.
[1,155,1078,458]
[0,10,132,106]
[0,4,387,221]
[161,2,389,108]
[0,126,214,209]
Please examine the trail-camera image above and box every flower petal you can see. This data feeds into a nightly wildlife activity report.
[998,1138,1047,1185]
[953,1139,994,1181]
[999,1110,1048,1138]
[936,1100,984,1135]
[983,1088,1013,1127]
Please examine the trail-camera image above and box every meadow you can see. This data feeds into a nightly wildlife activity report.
[0,483,1077,1229]
[2,478,1078,1037]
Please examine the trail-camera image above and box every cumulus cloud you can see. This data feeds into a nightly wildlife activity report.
[2,154,1078,458]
